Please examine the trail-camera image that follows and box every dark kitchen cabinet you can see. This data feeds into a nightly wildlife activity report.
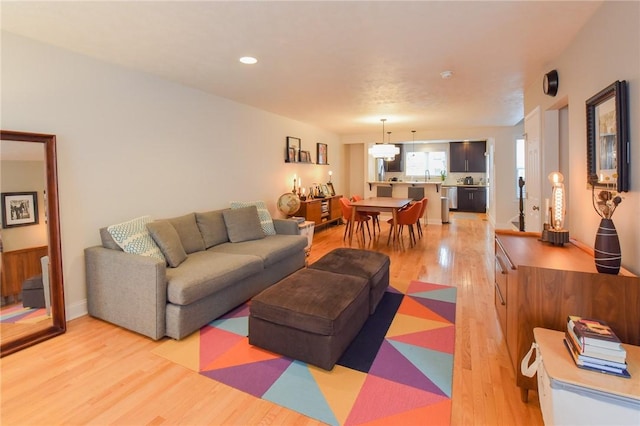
[458,186,486,212]
[449,141,486,172]
[384,144,404,172]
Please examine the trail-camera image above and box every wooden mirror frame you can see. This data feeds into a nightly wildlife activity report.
[586,80,630,192]
[1,130,66,357]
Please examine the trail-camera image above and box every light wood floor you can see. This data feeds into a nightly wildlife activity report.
[0,213,543,425]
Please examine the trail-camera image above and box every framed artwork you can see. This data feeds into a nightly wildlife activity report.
[326,182,336,196]
[287,147,296,163]
[321,184,331,197]
[586,80,629,191]
[317,143,328,165]
[300,150,312,163]
[286,136,301,163]
[1,191,39,228]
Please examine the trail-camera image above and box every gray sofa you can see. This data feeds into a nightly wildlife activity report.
[85,206,307,340]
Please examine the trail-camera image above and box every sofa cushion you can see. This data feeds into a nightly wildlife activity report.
[222,206,265,243]
[165,251,263,305]
[146,220,187,268]
[167,213,206,254]
[106,216,165,261]
[209,234,307,268]
[100,227,123,251]
[230,200,276,236]
[196,210,229,248]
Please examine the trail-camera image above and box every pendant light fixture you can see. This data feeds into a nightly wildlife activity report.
[411,130,416,157]
[368,118,400,159]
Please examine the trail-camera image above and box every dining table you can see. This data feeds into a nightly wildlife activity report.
[348,197,412,245]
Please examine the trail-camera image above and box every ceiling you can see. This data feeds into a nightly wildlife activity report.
[1,1,603,136]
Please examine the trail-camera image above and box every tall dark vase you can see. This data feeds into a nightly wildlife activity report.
[594,218,621,274]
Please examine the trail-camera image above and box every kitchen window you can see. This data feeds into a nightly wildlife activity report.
[406,151,447,178]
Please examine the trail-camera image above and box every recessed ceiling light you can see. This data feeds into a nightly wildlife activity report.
[440,70,453,79]
[239,56,258,65]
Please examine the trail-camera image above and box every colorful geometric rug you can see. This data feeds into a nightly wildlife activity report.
[0,305,49,324]
[153,280,457,425]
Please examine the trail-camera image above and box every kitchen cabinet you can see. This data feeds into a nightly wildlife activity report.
[457,186,486,212]
[449,141,486,172]
[494,231,639,403]
[296,195,342,228]
[383,144,404,172]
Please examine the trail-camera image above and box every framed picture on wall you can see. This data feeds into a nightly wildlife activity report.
[317,143,328,165]
[286,136,301,163]
[1,191,39,228]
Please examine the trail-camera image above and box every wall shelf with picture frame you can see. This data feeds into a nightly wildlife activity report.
[285,136,314,164]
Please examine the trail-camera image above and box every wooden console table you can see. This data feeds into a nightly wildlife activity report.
[296,195,342,228]
[494,230,639,402]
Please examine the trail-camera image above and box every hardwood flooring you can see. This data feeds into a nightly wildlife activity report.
[0,213,543,425]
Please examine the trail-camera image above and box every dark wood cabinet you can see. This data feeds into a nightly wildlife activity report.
[494,231,639,402]
[296,195,343,227]
[457,186,486,212]
[383,144,404,172]
[449,141,486,172]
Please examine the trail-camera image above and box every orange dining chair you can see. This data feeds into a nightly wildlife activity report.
[352,195,380,235]
[340,197,372,241]
[416,197,428,238]
[387,199,422,247]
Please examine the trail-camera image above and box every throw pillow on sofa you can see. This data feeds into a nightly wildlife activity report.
[146,220,188,267]
[230,200,276,235]
[223,206,266,243]
[107,216,165,261]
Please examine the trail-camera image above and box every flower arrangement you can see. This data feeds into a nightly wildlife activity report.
[590,175,622,219]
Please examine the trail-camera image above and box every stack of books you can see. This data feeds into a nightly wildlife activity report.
[564,315,630,378]
[290,216,306,224]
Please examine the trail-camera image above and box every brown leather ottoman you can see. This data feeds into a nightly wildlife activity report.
[249,268,369,370]
[309,248,390,314]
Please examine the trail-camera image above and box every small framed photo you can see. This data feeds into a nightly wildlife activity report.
[300,150,313,163]
[326,182,336,196]
[317,143,328,165]
[287,147,296,163]
[1,191,39,228]
[286,136,301,163]
[321,184,331,197]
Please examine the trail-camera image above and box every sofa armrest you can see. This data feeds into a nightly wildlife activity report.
[273,218,300,235]
[85,246,167,340]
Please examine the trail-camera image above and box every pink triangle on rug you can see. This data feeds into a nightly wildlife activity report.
[356,398,452,426]
[389,325,455,354]
[406,280,452,295]
[198,326,244,371]
[345,374,448,425]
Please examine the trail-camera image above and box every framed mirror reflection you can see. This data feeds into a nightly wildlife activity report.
[586,80,629,192]
[1,130,66,357]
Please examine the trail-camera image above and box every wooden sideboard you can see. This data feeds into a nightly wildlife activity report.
[494,230,639,402]
[296,195,343,227]
[1,245,49,303]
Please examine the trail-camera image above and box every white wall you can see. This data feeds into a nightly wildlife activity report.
[524,1,639,275]
[342,124,524,229]
[1,32,341,318]
[0,160,48,250]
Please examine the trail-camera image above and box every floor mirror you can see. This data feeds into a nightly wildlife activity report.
[1,130,65,357]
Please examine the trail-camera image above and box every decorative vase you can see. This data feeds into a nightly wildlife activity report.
[594,218,621,274]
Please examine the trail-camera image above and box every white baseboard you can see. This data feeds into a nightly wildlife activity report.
[66,299,88,321]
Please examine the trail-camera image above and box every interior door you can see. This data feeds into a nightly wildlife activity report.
[524,107,542,232]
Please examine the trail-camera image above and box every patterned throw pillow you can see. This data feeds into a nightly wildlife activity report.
[230,200,276,235]
[107,216,166,261]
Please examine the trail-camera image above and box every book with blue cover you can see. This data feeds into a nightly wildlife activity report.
[563,338,630,379]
